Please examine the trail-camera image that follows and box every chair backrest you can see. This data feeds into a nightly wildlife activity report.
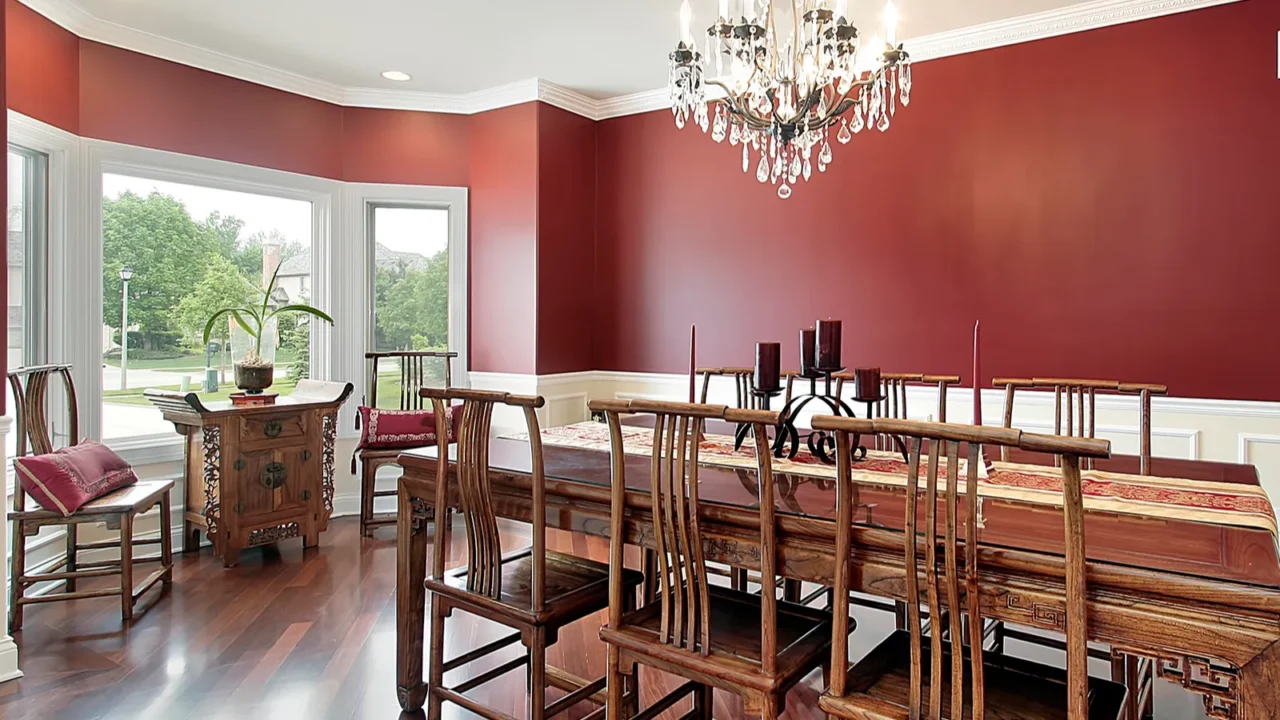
[995,377,1166,473]
[833,372,961,451]
[589,399,782,671]
[1119,383,1169,476]
[813,415,1110,720]
[367,351,456,411]
[420,387,546,609]
[8,365,80,513]
[697,367,759,409]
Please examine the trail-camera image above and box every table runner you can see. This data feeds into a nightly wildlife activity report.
[511,422,1279,539]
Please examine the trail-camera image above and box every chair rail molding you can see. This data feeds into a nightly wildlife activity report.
[17,0,1246,120]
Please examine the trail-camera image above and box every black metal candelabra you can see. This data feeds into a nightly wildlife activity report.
[770,367,868,463]
[733,387,785,451]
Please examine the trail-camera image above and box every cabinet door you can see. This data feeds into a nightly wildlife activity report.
[235,446,312,519]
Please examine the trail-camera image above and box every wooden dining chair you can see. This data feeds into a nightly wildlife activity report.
[357,350,455,536]
[814,416,1126,719]
[8,365,174,629]
[835,372,962,451]
[590,398,834,720]
[995,377,1166,720]
[421,387,644,720]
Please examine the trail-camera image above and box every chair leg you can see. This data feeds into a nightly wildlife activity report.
[694,684,714,720]
[528,627,547,720]
[65,524,78,592]
[120,513,134,622]
[360,458,375,537]
[606,646,625,720]
[731,567,747,592]
[160,491,175,586]
[10,519,25,631]
[759,693,779,720]
[426,596,447,720]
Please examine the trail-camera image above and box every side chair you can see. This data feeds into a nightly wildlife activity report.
[421,387,644,720]
[8,365,174,629]
[815,416,1126,719]
[591,398,835,720]
[357,350,455,536]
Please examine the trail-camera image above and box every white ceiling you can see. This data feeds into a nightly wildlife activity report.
[65,0,1087,99]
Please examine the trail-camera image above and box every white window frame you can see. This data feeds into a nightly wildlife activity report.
[338,184,469,438]
[83,140,339,451]
[7,111,79,493]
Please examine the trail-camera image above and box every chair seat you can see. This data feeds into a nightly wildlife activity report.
[600,583,833,693]
[819,630,1127,720]
[12,479,174,520]
[427,548,643,629]
[357,447,409,461]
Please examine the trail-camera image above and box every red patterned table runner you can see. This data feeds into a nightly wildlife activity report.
[515,422,1278,539]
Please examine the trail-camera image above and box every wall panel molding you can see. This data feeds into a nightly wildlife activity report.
[17,0,1246,120]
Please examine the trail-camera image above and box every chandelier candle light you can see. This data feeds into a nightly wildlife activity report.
[670,0,911,198]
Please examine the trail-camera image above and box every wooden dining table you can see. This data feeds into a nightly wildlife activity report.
[394,420,1280,718]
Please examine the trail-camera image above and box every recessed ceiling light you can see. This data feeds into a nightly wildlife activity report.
[381,71,412,82]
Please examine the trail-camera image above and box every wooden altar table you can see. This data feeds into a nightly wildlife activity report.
[395,421,1280,718]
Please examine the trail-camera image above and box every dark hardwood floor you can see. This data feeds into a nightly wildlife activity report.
[0,517,1211,719]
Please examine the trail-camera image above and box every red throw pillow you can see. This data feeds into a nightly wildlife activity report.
[12,441,139,516]
[357,405,461,451]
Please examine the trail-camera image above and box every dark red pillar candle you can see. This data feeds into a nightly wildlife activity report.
[755,342,781,393]
[799,328,817,375]
[816,319,842,369]
[853,367,882,402]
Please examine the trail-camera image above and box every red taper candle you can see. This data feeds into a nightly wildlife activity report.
[973,320,982,426]
[688,324,697,403]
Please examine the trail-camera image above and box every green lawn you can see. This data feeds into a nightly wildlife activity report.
[104,376,301,406]
[104,349,299,371]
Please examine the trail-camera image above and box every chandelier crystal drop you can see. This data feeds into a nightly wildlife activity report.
[669,0,912,199]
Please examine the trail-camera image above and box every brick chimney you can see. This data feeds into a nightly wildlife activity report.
[262,236,281,289]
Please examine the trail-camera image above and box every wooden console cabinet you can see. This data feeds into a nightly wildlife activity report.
[146,380,353,566]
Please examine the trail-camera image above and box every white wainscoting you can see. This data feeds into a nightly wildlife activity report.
[466,370,1280,515]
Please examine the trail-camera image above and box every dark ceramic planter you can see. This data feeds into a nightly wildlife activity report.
[234,363,274,394]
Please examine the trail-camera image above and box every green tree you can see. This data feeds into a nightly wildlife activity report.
[175,256,256,348]
[376,251,449,351]
[202,211,245,258]
[103,191,222,350]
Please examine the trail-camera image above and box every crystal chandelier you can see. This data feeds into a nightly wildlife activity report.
[669,0,911,199]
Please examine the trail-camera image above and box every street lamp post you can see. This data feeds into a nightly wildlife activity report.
[119,266,133,391]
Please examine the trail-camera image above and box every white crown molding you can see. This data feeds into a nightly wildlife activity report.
[17,0,1246,121]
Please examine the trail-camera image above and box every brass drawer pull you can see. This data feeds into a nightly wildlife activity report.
[260,462,288,489]
[263,421,284,438]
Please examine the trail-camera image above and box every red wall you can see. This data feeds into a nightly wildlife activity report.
[6,0,78,134]
[79,42,346,180]
[468,104,539,374]
[596,0,1280,401]
[536,103,598,375]
[341,107,470,187]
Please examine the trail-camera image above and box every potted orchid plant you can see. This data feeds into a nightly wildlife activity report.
[203,266,334,393]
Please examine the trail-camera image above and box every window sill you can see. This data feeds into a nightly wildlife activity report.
[105,435,185,467]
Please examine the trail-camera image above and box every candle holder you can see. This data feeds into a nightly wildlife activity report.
[770,367,868,464]
[733,387,785,450]
[849,391,911,463]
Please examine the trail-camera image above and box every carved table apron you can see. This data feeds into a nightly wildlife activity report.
[394,438,1280,718]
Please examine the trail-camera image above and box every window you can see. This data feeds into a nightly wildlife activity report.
[368,205,452,407]
[100,174,313,440]
[7,146,49,456]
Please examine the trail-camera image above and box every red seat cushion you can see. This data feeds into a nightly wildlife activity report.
[12,441,139,516]
[357,405,461,452]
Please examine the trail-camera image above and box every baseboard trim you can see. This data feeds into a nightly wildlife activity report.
[0,637,21,683]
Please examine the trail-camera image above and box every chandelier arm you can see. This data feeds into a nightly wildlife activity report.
[705,80,773,131]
